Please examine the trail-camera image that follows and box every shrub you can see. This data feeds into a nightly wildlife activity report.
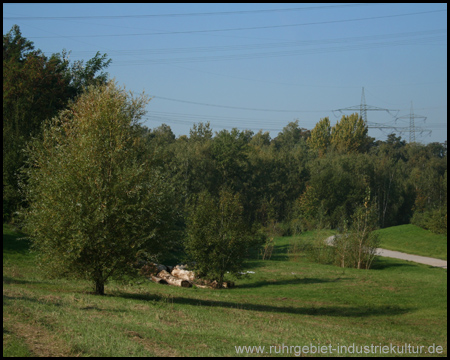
[184,189,255,288]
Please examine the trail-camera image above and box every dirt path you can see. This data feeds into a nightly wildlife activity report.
[325,236,447,269]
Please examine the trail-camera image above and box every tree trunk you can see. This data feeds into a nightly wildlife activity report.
[94,280,105,295]
[157,270,192,287]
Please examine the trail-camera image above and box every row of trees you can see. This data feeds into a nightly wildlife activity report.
[4,26,447,294]
[144,119,446,235]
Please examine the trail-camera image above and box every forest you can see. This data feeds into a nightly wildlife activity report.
[4,26,446,232]
[3,25,447,292]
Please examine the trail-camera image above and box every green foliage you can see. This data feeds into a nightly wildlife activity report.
[304,192,380,270]
[295,153,372,229]
[184,189,255,287]
[408,143,447,235]
[411,207,447,235]
[211,128,250,191]
[307,117,331,157]
[330,113,370,154]
[19,81,176,295]
[336,199,380,270]
[273,120,310,149]
[3,25,111,222]
[304,231,337,265]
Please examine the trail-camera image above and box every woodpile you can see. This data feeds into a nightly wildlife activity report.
[157,270,192,288]
[141,263,234,289]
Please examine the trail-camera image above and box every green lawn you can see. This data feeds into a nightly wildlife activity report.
[3,224,447,357]
[375,224,447,260]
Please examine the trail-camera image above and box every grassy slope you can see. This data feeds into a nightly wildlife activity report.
[3,224,447,357]
[375,224,447,260]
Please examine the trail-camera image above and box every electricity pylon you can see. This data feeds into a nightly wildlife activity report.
[394,102,430,143]
[333,88,432,142]
[333,87,399,125]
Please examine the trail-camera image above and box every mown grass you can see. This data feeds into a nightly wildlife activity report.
[3,224,447,357]
[375,224,447,260]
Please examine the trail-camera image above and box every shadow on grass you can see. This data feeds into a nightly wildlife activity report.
[370,258,419,270]
[237,277,347,289]
[3,230,32,255]
[3,293,62,307]
[269,244,290,261]
[3,276,47,286]
[113,289,412,318]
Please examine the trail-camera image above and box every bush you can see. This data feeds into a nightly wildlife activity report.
[299,230,336,265]
[302,199,380,270]
[184,189,255,288]
[411,207,447,235]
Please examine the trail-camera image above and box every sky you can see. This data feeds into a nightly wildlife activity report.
[3,3,447,144]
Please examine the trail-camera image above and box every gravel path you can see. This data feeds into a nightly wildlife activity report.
[325,236,447,269]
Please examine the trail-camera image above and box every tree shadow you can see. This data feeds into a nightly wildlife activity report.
[270,244,290,261]
[114,290,412,318]
[3,276,47,286]
[370,258,419,270]
[3,294,62,307]
[237,276,348,289]
[3,231,31,255]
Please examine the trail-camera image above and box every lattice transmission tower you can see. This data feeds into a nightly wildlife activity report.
[394,102,430,143]
[333,88,431,142]
[333,87,399,126]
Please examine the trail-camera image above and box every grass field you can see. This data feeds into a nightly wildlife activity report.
[375,225,447,260]
[3,224,447,357]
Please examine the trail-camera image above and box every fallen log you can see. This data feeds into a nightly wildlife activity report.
[171,268,195,282]
[157,270,192,288]
[151,275,168,285]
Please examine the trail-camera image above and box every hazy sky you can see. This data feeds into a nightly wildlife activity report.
[3,3,447,144]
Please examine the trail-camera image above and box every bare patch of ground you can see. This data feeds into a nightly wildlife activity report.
[7,317,77,357]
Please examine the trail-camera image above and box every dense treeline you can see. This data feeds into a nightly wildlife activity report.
[143,121,447,236]
[3,25,447,238]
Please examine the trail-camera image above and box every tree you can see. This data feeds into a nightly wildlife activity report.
[3,25,111,221]
[20,81,176,295]
[273,120,310,150]
[347,189,380,270]
[211,128,250,192]
[184,188,254,288]
[307,117,331,157]
[330,113,370,154]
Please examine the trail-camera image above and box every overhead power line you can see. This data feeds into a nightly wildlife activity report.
[153,95,331,113]
[52,29,445,57]
[2,4,370,20]
[107,36,445,65]
[24,10,447,38]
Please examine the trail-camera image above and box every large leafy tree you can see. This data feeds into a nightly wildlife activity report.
[273,120,310,150]
[3,25,111,220]
[211,128,250,192]
[20,81,176,295]
[330,113,371,154]
[307,117,331,157]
